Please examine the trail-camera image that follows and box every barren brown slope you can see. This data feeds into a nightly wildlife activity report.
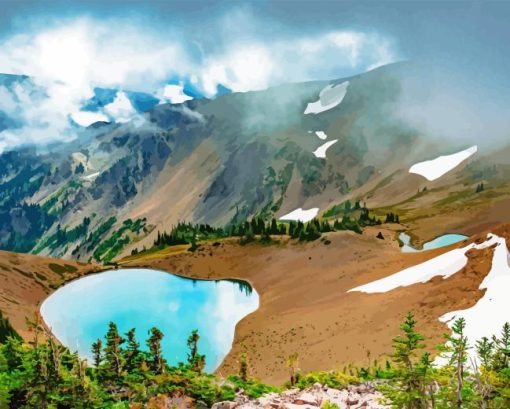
[0,250,100,339]
[119,225,505,384]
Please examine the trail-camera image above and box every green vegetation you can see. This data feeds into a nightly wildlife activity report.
[33,217,91,255]
[133,211,382,257]
[0,310,20,344]
[47,263,78,277]
[2,312,510,407]
[91,218,147,263]
[476,182,485,193]
[0,318,276,408]
[65,217,147,263]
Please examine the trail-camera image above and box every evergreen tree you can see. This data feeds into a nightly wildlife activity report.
[91,338,102,368]
[442,317,469,408]
[147,327,165,374]
[187,329,205,373]
[104,322,124,379]
[382,312,430,409]
[124,328,141,372]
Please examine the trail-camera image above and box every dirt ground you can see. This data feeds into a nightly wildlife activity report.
[0,250,101,339]
[121,225,504,384]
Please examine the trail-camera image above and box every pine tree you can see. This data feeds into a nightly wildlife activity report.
[91,338,103,368]
[147,327,166,374]
[124,328,141,372]
[104,322,124,379]
[443,317,469,408]
[382,312,430,409]
[187,329,205,373]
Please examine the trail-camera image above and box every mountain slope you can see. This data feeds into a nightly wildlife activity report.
[1,62,508,260]
[120,224,510,383]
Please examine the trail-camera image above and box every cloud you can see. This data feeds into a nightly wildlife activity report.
[158,84,194,104]
[0,14,398,152]
[103,91,138,123]
[71,110,109,127]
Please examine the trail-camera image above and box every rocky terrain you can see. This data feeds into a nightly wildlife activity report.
[2,62,509,262]
[212,382,388,409]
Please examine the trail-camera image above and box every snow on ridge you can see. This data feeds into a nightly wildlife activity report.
[409,145,478,181]
[348,233,498,294]
[315,131,327,140]
[82,171,100,181]
[438,234,510,364]
[304,81,349,115]
[279,207,319,223]
[313,139,338,158]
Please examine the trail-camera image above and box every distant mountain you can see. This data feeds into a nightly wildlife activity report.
[1,62,509,261]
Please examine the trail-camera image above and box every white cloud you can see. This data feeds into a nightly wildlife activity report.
[0,15,398,151]
[103,91,137,123]
[71,110,109,127]
[159,84,193,104]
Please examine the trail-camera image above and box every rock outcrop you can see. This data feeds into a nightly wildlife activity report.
[212,383,389,409]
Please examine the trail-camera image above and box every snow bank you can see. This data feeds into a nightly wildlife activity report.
[304,81,349,115]
[349,234,498,293]
[313,139,338,158]
[279,207,319,223]
[82,171,100,180]
[315,131,327,140]
[409,146,478,181]
[438,234,510,363]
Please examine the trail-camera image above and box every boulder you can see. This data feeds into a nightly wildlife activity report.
[212,401,238,409]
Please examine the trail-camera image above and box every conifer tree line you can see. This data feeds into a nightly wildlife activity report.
[2,310,510,407]
[0,313,274,408]
[135,205,388,254]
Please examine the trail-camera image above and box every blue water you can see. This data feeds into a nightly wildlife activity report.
[40,269,259,371]
[400,233,468,253]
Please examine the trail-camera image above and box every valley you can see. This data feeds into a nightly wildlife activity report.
[118,224,506,383]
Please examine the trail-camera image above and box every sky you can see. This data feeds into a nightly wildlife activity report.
[0,0,509,150]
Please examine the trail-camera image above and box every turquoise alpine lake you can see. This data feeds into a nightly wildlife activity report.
[400,233,468,253]
[40,269,259,372]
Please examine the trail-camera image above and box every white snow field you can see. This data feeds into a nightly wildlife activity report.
[409,145,478,181]
[279,207,319,223]
[315,131,328,140]
[348,234,499,294]
[438,234,510,364]
[313,139,338,158]
[304,81,349,115]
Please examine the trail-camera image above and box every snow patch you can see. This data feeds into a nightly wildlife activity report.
[349,234,498,293]
[409,146,478,181]
[315,131,327,140]
[313,139,338,158]
[438,234,510,364]
[279,207,319,223]
[82,171,100,180]
[304,81,349,115]
[71,110,108,127]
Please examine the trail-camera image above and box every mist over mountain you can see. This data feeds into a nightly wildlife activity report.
[1,61,508,261]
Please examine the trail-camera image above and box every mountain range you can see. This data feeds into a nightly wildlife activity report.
[1,61,509,264]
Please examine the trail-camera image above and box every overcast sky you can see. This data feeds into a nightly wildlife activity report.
[0,0,508,151]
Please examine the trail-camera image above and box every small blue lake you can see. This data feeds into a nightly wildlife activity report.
[40,269,259,372]
[400,232,468,253]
